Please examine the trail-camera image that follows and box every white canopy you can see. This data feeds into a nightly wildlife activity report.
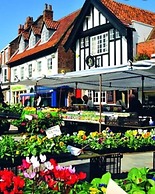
[12,59,155,91]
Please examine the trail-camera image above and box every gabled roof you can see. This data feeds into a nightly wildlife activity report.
[65,0,155,50]
[7,10,80,66]
[103,0,155,26]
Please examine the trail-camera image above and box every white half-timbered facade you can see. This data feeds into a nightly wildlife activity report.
[65,0,155,105]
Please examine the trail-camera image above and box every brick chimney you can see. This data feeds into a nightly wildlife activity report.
[18,24,24,35]
[24,16,33,29]
[43,4,53,21]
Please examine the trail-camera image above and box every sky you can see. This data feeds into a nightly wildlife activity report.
[0,0,155,50]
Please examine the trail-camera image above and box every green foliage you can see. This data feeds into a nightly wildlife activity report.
[17,134,69,157]
[134,53,150,61]
[0,135,18,159]
[115,167,155,194]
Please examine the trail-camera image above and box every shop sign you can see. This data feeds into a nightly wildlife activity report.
[11,85,27,91]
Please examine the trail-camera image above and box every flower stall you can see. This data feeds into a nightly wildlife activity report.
[0,103,155,193]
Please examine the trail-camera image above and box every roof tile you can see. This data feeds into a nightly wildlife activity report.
[8,10,80,64]
[101,0,155,26]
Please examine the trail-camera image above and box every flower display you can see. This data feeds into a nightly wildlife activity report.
[17,134,69,157]
[10,106,63,134]
[18,155,87,193]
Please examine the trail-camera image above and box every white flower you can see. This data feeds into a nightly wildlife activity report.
[138,129,143,134]
[40,154,46,163]
[26,157,31,163]
[44,161,53,170]
[30,156,40,168]
[22,135,27,139]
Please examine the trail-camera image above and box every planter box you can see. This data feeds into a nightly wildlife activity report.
[89,153,123,181]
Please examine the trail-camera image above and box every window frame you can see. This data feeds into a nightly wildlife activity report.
[91,32,108,55]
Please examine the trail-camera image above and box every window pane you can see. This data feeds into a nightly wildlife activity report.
[91,32,108,55]
[28,64,32,77]
[47,58,52,70]
[37,61,42,72]
[20,67,24,80]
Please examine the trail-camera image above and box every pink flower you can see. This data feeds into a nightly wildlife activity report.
[23,171,36,179]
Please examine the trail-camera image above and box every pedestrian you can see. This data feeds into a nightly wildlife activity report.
[128,94,142,115]
[86,96,94,110]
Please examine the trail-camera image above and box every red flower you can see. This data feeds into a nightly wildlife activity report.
[77,172,86,180]
[19,159,31,170]
[49,159,57,168]
[13,176,25,188]
[65,174,78,185]
[48,179,58,190]
[0,170,24,194]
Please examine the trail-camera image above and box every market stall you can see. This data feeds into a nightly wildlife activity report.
[11,59,155,132]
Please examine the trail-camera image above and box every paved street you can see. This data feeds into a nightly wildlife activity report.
[60,151,154,181]
[122,151,153,172]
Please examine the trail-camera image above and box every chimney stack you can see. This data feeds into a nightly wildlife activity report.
[24,16,33,29]
[43,4,53,21]
[18,24,24,35]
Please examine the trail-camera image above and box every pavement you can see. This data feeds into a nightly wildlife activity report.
[60,151,154,181]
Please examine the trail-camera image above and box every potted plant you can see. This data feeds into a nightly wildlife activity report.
[115,167,155,193]
[19,155,87,194]
[17,134,70,161]
[0,135,22,166]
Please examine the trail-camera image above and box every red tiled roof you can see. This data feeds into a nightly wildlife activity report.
[8,10,80,64]
[101,0,155,26]
[44,19,59,29]
[8,0,155,65]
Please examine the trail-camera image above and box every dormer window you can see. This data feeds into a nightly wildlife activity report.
[41,25,50,42]
[29,33,36,48]
[41,24,55,43]
[19,37,26,52]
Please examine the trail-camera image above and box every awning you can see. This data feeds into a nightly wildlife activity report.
[11,59,155,91]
